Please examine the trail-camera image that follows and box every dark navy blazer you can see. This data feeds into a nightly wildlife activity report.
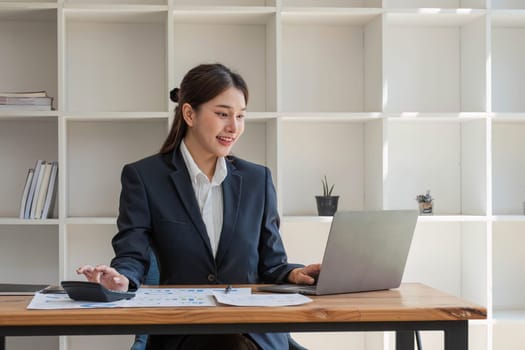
[110,147,302,350]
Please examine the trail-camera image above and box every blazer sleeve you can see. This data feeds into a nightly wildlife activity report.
[257,167,303,283]
[110,164,151,290]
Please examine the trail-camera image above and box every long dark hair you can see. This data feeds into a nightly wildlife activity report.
[160,63,249,154]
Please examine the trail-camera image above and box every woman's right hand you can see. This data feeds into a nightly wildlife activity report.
[76,265,129,291]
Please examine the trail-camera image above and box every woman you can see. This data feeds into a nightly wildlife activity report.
[77,63,320,350]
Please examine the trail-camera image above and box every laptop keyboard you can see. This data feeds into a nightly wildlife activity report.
[257,284,318,294]
[295,285,317,294]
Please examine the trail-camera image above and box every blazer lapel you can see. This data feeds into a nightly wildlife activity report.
[215,161,242,266]
[168,148,213,258]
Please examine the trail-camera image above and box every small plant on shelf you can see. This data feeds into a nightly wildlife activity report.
[315,175,339,216]
[416,190,433,215]
[322,175,335,197]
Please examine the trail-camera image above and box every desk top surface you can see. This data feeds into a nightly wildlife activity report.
[0,283,486,327]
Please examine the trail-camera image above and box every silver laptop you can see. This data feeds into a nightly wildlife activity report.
[258,210,418,295]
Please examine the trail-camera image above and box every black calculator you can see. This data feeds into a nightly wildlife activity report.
[61,281,135,302]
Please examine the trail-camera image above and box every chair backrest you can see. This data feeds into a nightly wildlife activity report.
[143,248,160,285]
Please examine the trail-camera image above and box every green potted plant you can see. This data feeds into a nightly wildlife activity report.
[416,190,433,215]
[315,175,339,216]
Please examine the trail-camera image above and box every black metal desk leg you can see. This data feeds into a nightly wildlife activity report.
[396,331,415,350]
[444,321,468,350]
[1,335,5,350]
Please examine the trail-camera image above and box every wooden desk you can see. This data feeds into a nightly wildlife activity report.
[0,283,485,350]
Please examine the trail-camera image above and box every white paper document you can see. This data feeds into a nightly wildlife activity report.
[212,291,312,307]
[27,287,251,309]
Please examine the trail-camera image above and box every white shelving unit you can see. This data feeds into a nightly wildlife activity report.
[1,1,525,349]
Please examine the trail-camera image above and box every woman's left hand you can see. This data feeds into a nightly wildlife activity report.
[288,264,321,285]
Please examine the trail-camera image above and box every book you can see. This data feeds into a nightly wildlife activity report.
[0,91,48,98]
[29,161,46,219]
[41,161,58,219]
[19,168,34,219]
[34,162,52,219]
[24,160,44,219]
[0,96,53,105]
[0,91,53,111]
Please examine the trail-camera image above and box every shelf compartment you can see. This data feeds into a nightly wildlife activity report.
[492,1,525,9]
[384,0,486,8]
[63,8,167,112]
[384,12,487,112]
[172,9,276,112]
[7,338,58,350]
[493,322,525,350]
[469,323,489,350]
[493,222,525,310]
[491,12,525,112]
[66,336,135,350]
[494,310,525,322]
[492,120,525,215]
[0,117,58,218]
[65,0,166,5]
[66,117,168,217]
[64,224,117,280]
[280,219,331,265]
[231,118,278,177]
[282,0,381,8]
[403,221,487,306]
[279,118,383,216]
[172,6,276,22]
[386,118,487,215]
[281,7,382,25]
[281,11,382,112]
[173,0,276,6]
[63,4,168,15]
[0,225,59,284]
[0,7,57,110]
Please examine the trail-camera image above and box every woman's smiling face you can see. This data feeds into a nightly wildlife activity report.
[182,86,247,161]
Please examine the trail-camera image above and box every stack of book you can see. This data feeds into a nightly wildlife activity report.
[0,91,53,111]
[19,160,58,220]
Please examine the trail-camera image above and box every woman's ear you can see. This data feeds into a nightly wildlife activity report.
[181,103,194,127]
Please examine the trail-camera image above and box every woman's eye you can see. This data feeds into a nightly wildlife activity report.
[216,112,228,117]
[237,114,245,120]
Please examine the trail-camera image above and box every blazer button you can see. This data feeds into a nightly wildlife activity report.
[207,274,216,282]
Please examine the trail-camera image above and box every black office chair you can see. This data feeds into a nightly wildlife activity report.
[130,249,308,350]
